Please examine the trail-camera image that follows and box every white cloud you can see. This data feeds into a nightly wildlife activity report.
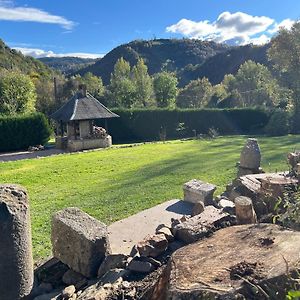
[0,1,75,29]
[166,11,291,45]
[268,18,295,34]
[13,47,104,59]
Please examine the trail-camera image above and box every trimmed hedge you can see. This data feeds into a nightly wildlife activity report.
[0,113,52,152]
[97,108,270,143]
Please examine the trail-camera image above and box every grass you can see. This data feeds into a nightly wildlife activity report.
[1,135,300,260]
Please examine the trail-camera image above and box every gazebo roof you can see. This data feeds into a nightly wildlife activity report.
[51,90,119,122]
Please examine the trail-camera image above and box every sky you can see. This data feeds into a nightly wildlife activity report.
[0,0,300,59]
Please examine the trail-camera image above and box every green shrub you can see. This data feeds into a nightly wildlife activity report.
[0,113,52,151]
[265,110,290,136]
[97,108,269,142]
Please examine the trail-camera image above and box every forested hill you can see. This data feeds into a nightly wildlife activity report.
[0,40,53,77]
[178,44,270,86]
[38,57,97,74]
[75,39,230,85]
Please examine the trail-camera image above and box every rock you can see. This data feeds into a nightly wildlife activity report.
[62,269,86,286]
[191,202,205,216]
[99,268,129,284]
[77,277,123,300]
[32,282,53,297]
[33,289,62,300]
[97,254,128,278]
[219,198,235,214]
[239,138,261,170]
[156,225,174,242]
[183,179,216,205]
[0,184,34,300]
[62,285,76,299]
[235,196,257,224]
[166,224,300,299]
[35,257,69,288]
[168,241,185,253]
[135,233,168,258]
[288,152,300,171]
[173,206,232,244]
[127,257,156,273]
[51,207,111,278]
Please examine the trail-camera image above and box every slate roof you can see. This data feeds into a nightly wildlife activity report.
[51,92,119,122]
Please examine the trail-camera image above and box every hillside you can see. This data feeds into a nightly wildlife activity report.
[76,39,230,85]
[178,44,270,86]
[39,56,98,74]
[0,39,53,78]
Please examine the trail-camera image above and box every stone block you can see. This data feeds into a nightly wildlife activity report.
[51,207,111,278]
[239,138,261,169]
[97,254,128,278]
[183,179,216,205]
[135,233,168,258]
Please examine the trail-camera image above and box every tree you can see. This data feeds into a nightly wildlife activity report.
[109,58,136,108]
[0,71,37,115]
[132,58,154,107]
[176,78,213,108]
[82,72,105,99]
[153,72,178,108]
[268,21,300,131]
[222,61,284,108]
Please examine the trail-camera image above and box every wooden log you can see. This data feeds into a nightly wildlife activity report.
[235,196,257,224]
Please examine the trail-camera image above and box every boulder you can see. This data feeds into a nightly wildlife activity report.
[173,206,232,244]
[135,233,168,258]
[219,198,235,214]
[62,285,76,299]
[62,269,86,286]
[51,207,111,278]
[239,138,261,170]
[183,179,216,205]
[166,224,300,299]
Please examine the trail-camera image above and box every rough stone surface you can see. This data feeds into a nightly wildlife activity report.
[51,207,111,278]
[0,184,34,300]
[135,233,168,258]
[239,138,261,170]
[127,258,156,273]
[166,224,300,299]
[219,199,235,214]
[62,285,76,298]
[235,196,257,225]
[156,225,174,242]
[191,202,205,216]
[62,269,86,286]
[173,206,232,243]
[97,254,128,278]
[183,179,216,205]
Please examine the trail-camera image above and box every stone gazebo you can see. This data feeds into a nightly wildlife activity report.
[51,86,119,152]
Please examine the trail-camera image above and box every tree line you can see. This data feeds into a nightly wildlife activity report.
[1,22,300,126]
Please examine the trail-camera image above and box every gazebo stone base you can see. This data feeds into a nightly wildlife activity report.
[67,135,112,152]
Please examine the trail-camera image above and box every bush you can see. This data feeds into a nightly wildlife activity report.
[265,110,289,136]
[0,113,52,151]
[96,108,269,143]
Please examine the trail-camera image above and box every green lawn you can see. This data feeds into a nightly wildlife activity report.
[1,135,299,260]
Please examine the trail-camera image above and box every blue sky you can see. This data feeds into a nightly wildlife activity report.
[1,0,300,58]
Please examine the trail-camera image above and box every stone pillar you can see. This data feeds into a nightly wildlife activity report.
[0,184,33,299]
[235,196,257,224]
[237,138,262,177]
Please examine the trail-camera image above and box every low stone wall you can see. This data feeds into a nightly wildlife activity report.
[67,135,112,152]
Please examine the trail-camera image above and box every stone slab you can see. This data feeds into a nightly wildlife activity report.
[183,179,216,204]
[108,199,193,255]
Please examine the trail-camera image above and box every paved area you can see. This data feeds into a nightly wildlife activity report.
[108,199,193,254]
[0,149,65,162]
